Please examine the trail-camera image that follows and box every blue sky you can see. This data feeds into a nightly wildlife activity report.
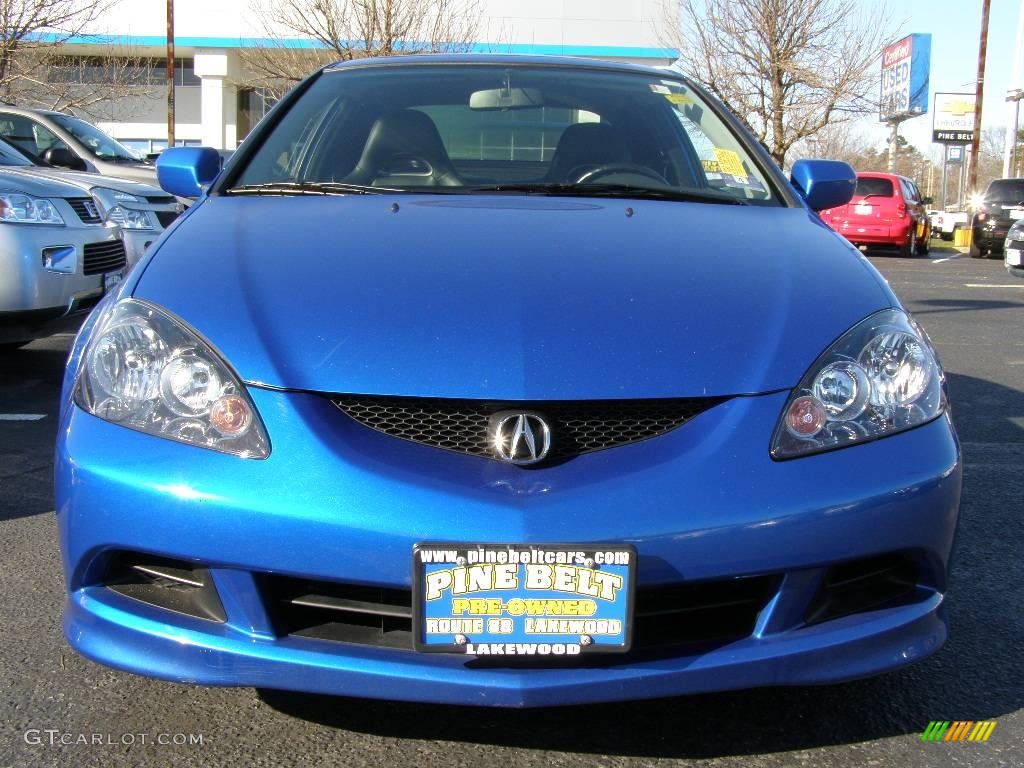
[862,0,1021,157]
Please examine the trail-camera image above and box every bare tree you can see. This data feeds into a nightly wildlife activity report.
[667,0,892,166]
[789,119,872,167]
[0,0,121,99]
[241,0,483,99]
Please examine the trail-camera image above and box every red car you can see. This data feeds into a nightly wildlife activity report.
[819,172,931,256]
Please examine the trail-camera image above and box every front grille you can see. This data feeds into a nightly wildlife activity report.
[82,239,127,275]
[155,210,180,228]
[67,197,102,224]
[261,574,778,655]
[333,395,726,462]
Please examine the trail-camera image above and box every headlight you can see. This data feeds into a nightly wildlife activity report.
[106,205,157,229]
[771,309,945,459]
[0,193,64,225]
[91,188,157,230]
[75,299,270,458]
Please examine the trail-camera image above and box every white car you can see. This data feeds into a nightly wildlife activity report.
[1006,219,1024,277]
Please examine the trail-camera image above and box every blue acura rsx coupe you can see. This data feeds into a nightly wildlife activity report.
[56,56,962,707]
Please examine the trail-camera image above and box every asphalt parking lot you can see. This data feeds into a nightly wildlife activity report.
[1,245,1021,768]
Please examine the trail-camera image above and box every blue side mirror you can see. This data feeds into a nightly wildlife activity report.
[156,147,222,199]
[790,159,856,212]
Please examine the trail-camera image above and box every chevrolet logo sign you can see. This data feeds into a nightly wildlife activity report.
[941,101,975,116]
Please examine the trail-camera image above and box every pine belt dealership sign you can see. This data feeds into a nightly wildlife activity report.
[932,93,976,143]
[879,33,931,122]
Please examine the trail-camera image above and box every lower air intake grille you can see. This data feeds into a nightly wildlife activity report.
[805,553,919,625]
[333,395,726,462]
[261,574,779,654]
[103,551,225,622]
[82,240,127,275]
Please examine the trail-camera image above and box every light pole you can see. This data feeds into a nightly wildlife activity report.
[167,0,175,148]
[1006,88,1023,178]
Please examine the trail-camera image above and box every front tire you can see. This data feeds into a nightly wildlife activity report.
[969,241,986,259]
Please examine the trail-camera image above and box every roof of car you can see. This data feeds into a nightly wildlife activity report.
[325,54,684,79]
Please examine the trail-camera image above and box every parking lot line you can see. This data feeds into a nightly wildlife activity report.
[964,283,1024,289]
[930,255,959,263]
[0,414,46,421]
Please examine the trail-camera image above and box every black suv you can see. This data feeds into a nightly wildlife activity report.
[971,178,1024,258]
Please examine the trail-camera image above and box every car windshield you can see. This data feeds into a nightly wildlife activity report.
[984,179,1024,204]
[47,113,145,162]
[229,63,778,205]
[855,177,893,197]
[0,138,37,166]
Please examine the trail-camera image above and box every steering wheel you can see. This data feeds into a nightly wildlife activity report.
[568,163,669,186]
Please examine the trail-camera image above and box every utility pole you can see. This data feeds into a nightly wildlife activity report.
[166,0,175,148]
[1004,0,1024,177]
[969,0,991,195]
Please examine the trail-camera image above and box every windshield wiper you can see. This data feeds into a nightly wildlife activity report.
[461,182,748,205]
[224,181,391,196]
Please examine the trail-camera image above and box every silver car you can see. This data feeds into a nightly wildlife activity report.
[0,171,130,349]
[0,106,157,184]
[0,137,180,265]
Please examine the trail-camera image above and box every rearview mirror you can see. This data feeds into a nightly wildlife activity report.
[469,87,543,110]
[44,147,87,172]
[922,196,934,205]
[156,146,222,198]
[790,159,856,212]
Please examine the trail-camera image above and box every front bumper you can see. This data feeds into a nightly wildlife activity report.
[0,224,123,342]
[57,388,962,706]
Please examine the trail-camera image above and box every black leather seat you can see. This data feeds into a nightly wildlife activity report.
[547,123,632,182]
[346,109,461,187]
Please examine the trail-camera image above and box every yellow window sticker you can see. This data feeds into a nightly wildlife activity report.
[713,148,746,178]
[665,93,693,106]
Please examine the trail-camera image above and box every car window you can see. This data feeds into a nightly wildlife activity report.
[855,177,893,197]
[231,65,779,205]
[0,113,68,158]
[0,138,37,166]
[47,113,143,162]
[984,179,1024,204]
[899,179,918,202]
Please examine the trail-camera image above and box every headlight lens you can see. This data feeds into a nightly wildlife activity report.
[771,309,945,459]
[75,299,270,458]
[0,193,64,224]
[106,204,156,230]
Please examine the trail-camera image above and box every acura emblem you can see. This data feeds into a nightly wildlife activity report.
[490,412,552,465]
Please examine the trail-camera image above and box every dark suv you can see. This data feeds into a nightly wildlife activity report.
[971,178,1024,258]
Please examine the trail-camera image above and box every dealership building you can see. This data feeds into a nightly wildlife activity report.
[60,0,677,154]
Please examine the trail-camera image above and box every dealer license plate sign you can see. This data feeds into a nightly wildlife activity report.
[413,544,635,656]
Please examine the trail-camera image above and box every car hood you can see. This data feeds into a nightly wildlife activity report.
[94,161,158,184]
[134,195,896,399]
[21,168,167,198]
[0,167,92,198]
